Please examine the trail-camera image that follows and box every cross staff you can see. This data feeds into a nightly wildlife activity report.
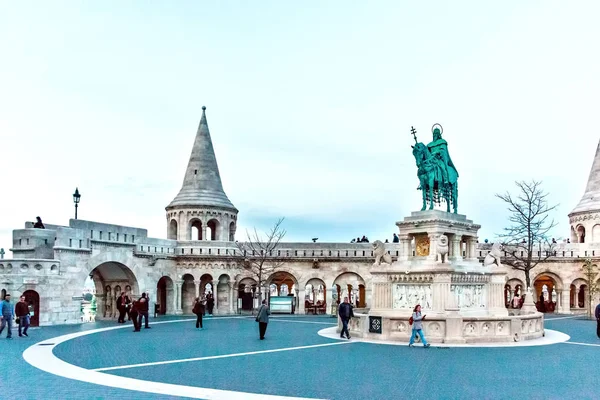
[410,126,418,144]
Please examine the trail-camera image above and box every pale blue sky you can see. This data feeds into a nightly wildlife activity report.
[1,1,599,252]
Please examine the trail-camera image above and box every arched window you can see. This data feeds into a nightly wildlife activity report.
[168,219,178,240]
[190,219,202,240]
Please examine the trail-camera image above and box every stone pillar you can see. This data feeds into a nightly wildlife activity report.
[574,288,580,309]
[427,233,439,262]
[228,282,235,314]
[488,272,508,316]
[432,273,451,313]
[194,280,201,298]
[466,237,478,262]
[202,221,207,241]
[371,276,392,310]
[559,289,570,314]
[297,288,304,314]
[326,287,334,315]
[399,235,412,261]
[179,212,187,241]
[212,280,218,315]
[174,280,183,315]
[449,236,463,262]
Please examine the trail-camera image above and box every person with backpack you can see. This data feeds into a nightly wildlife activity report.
[409,304,430,348]
[193,297,205,330]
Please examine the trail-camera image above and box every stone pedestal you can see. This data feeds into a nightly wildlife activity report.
[355,210,543,344]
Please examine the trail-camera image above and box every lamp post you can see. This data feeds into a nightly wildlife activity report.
[73,188,81,219]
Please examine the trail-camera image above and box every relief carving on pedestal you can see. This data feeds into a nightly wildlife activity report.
[450,284,486,309]
[392,284,432,309]
[416,236,430,256]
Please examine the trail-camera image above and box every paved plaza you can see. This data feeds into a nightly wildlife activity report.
[0,314,598,399]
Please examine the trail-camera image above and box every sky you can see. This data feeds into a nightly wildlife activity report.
[1,1,599,253]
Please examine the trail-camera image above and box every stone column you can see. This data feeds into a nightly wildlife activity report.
[194,280,201,298]
[228,282,235,314]
[202,220,208,241]
[488,273,509,316]
[466,237,478,262]
[432,273,451,313]
[574,288,580,309]
[399,235,412,261]
[297,288,304,314]
[326,287,334,315]
[212,280,218,315]
[449,236,463,262]
[427,233,439,262]
[174,281,183,315]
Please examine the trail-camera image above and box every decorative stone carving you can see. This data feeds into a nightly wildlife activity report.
[392,284,432,309]
[436,234,449,263]
[372,240,392,266]
[483,243,502,267]
[451,284,486,309]
[416,236,430,256]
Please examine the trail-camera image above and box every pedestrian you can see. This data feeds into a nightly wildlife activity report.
[255,299,270,340]
[130,300,140,332]
[595,301,600,339]
[116,292,128,323]
[0,293,14,339]
[393,233,399,243]
[511,293,521,309]
[207,293,215,316]
[193,297,204,330]
[409,304,430,348]
[33,216,45,229]
[338,296,354,339]
[15,295,30,337]
[137,293,151,329]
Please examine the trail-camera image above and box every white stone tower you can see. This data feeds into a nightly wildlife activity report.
[569,139,600,243]
[166,106,238,241]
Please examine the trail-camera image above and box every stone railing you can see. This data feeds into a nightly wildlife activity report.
[0,259,61,276]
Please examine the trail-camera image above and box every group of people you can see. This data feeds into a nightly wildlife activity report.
[0,294,32,339]
[116,292,151,332]
[350,236,370,243]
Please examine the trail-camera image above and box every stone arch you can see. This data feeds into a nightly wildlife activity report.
[181,273,196,313]
[593,224,600,242]
[22,289,40,327]
[189,218,203,241]
[333,272,366,307]
[88,261,140,320]
[267,270,299,297]
[229,221,236,241]
[532,272,563,313]
[168,219,178,240]
[305,277,326,304]
[157,276,174,315]
[576,224,586,243]
[207,218,220,241]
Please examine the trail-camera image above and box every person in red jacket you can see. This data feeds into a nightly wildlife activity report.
[15,295,30,337]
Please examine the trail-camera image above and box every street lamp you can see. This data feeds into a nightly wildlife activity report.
[73,187,81,219]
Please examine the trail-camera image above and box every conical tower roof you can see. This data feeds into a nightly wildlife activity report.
[570,139,600,215]
[167,107,237,211]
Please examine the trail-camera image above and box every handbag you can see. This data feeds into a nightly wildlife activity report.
[409,316,413,325]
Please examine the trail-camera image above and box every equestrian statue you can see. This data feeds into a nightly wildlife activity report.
[410,124,459,213]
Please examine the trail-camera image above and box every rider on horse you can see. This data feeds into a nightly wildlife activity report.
[427,125,458,184]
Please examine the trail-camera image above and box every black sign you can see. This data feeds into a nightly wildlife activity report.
[369,316,382,334]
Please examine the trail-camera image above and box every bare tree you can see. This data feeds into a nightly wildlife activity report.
[235,218,287,307]
[581,259,599,319]
[496,180,558,288]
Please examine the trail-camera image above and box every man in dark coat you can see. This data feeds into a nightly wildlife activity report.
[338,296,354,339]
[130,300,140,332]
[33,217,45,229]
[137,293,151,329]
[116,293,129,323]
[595,301,600,339]
[15,295,30,337]
[256,299,270,340]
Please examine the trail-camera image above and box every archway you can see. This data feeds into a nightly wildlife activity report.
[207,219,220,241]
[268,271,298,313]
[22,290,40,327]
[229,222,236,241]
[577,225,586,243]
[217,274,231,314]
[333,272,366,308]
[168,219,178,240]
[190,219,202,241]
[578,284,587,308]
[593,225,600,243]
[88,262,139,321]
[533,275,558,313]
[181,274,195,313]
[157,276,174,315]
[238,277,257,311]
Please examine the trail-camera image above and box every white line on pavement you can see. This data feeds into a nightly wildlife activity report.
[93,341,353,372]
[270,319,337,325]
[563,341,600,347]
[544,316,582,321]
